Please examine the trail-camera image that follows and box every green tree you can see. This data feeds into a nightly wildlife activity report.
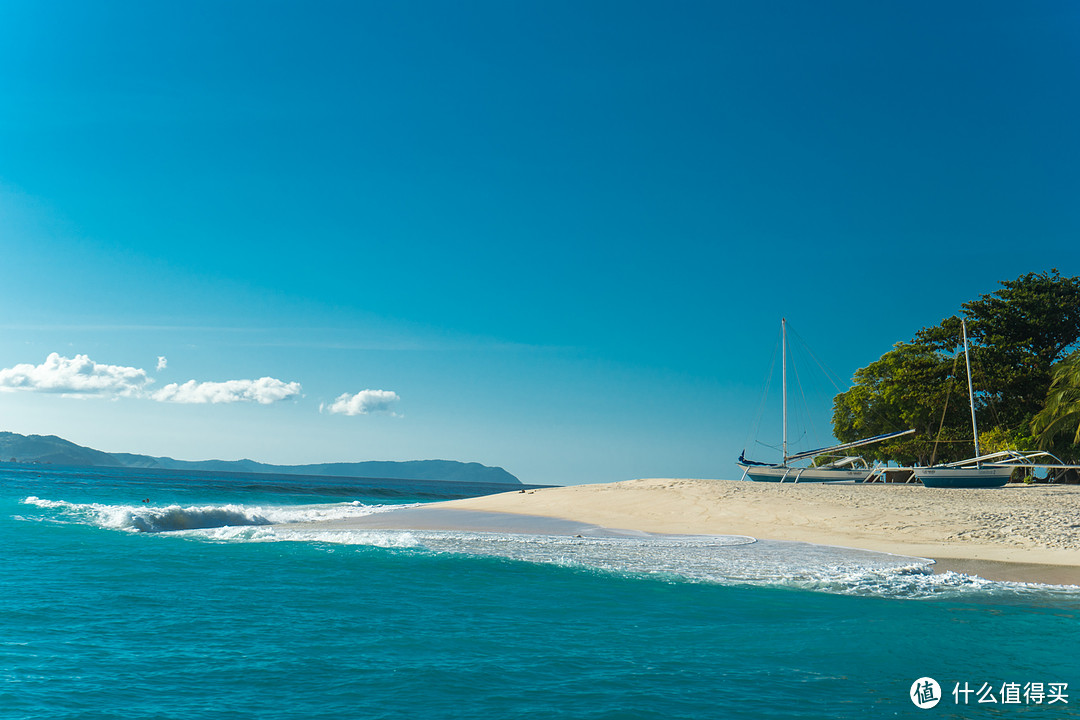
[916,270,1080,429]
[1031,351,1080,460]
[832,342,972,465]
[834,270,1080,466]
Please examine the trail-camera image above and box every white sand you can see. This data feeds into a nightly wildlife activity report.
[442,478,1080,583]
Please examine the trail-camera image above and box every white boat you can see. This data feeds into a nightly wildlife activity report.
[912,465,1011,487]
[739,457,883,483]
[910,319,1011,488]
[737,318,914,483]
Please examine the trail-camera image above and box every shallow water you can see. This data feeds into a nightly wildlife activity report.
[3,465,1079,718]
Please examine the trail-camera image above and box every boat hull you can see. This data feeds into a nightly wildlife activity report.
[911,466,1012,488]
[739,465,874,483]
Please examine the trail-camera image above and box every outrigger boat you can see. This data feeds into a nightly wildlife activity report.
[738,432,914,483]
[737,318,914,483]
[906,317,1080,487]
[911,319,1013,488]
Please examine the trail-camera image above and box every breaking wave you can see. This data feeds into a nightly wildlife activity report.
[21,496,405,533]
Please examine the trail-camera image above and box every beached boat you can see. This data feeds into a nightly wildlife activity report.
[739,453,889,483]
[910,319,1011,488]
[912,464,1011,488]
[737,318,914,483]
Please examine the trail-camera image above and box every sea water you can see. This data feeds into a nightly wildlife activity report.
[2,465,1078,719]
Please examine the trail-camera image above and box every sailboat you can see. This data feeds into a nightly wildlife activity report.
[737,318,914,483]
[910,319,1012,489]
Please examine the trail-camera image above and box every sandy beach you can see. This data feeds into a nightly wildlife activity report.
[436,478,1080,585]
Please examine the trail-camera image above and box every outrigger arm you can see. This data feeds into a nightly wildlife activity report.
[784,428,916,464]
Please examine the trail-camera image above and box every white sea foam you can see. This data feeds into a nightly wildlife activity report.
[221,523,941,593]
[21,496,406,533]
[21,496,1079,600]
[195,525,423,548]
[229,525,1080,600]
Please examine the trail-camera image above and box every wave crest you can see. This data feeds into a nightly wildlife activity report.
[21,496,400,533]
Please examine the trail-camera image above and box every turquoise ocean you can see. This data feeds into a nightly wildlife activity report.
[3,464,1079,719]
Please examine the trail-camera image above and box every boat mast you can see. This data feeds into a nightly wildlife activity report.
[782,317,788,465]
[961,318,981,467]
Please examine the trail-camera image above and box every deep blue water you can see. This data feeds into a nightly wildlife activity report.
[2,465,1078,719]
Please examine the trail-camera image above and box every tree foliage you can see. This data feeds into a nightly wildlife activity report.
[833,270,1080,466]
[915,270,1080,428]
[832,342,972,465]
[1030,350,1080,459]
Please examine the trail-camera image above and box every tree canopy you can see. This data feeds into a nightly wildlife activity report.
[832,270,1080,465]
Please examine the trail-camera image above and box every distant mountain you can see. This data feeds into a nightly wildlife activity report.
[0,431,521,485]
[0,432,118,467]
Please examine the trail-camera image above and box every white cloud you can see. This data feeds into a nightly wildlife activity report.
[0,353,151,398]
[151,377,300,405]
[0,351,303,409]
[156,356,167,371]
[152,377,302,404]
[323,389,400,416]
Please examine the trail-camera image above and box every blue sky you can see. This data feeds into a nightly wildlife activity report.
[0,1,1077,484]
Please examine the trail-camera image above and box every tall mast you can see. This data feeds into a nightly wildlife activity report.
[782,317,788,465]
[961,318,981,466]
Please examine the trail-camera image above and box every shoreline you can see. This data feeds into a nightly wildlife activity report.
[280,477,1080,586]
[435,478,1080,586]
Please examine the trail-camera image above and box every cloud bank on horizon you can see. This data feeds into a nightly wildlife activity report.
[0,352,394,414]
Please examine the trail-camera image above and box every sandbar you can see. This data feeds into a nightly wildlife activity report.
[436,478,1080,585]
